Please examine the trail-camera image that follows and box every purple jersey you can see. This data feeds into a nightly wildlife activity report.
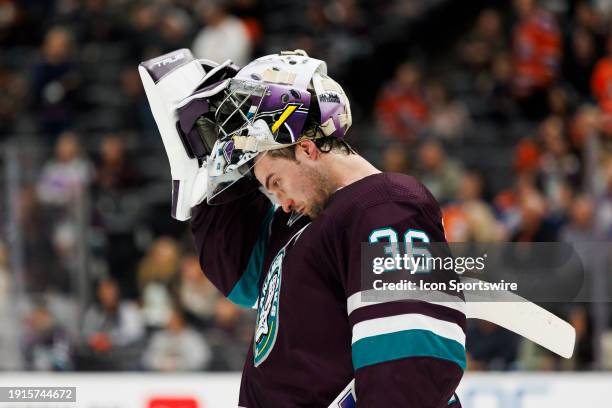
[191,173,465,407]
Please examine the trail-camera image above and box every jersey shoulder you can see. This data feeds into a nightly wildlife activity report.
[324,172,441,223]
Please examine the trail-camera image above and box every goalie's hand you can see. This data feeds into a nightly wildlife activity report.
[138,49,238,220]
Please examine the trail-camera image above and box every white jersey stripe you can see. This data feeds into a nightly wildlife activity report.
[347,290,466,316]
[351,313,466,345]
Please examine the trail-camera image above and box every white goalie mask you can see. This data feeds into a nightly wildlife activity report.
[139,48,352,214]
[200,50,352,204]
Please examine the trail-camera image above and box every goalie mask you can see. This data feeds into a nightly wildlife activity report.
[199,49,353,204]
[140,49,352,214]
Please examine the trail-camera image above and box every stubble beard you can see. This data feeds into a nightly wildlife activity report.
[302,165,336,219]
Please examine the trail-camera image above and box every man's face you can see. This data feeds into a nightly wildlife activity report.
[253,147,335,219]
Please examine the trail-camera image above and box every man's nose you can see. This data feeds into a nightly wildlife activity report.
[280,198,295,213]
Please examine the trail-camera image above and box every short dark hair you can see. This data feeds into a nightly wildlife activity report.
[266,136,356,161]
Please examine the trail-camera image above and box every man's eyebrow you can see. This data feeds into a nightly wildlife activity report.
[264,173,275,190]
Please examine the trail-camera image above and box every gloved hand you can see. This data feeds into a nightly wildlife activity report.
[138,49,239,220]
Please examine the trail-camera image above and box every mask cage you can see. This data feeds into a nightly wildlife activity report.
[215,80,268,140]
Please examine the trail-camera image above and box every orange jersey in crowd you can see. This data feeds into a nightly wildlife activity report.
[442,204,469,243]
[376,86,429,143]
[591,57,612,114]
[512,10,561,94]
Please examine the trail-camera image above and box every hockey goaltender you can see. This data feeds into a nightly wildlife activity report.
[140,49,465,407]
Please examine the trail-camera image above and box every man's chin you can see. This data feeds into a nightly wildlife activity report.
[306,206,323,219]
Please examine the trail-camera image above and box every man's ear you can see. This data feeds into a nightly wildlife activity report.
[296,140,319,160]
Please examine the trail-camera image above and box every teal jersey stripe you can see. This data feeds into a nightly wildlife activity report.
[228,206,275,307]
[352,329,466,371]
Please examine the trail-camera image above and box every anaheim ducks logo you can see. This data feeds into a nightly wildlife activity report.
[254,248,285,367]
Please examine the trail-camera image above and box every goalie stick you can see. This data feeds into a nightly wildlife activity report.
[328,281,576,407]
[461,277,576,359]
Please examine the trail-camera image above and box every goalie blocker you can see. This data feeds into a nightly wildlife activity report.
[138,49,239,220]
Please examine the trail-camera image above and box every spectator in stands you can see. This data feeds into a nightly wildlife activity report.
[0,241,22,370]
[192,1,252,67]
[93,134,144,299]
[512,0,562,119]
[458,171,491,209]
[573,1,608,42]
[117,67,156,135]
[76,0,123,43]
[80,278,145,369]
[537,116,581,209]
[127,2,163,61]
[0,242,8,300]
[137,236,181,292]
[0,65,29,138]
[36,131,93,207]
[467,321,519,370]
[516,339,558,370]
[142,306,211,372]
[566,305,594,370]
[593,0,612,18]
[226,0,262,52]
[176,254,220,329]
[443,172,506,242]
[594,159,612,239]
[544,180,594,372]
[563,27,598,98]
[18,186,61,293]
[31,26,80,142]
[425,80,471,141]
[137,237,181,329]
[159,7,194,54]
[376,62,429,145]
[511,185,559,241]
[591,34,612,136]
[569,104,600,153]
[34,131,93,292]
[513,136,541,177]
[417,140,464,204]
[0,240,23,371]
[0,0,19,47]
[380,144,410,174]
[140,280,173,330]
[561,194,594,242]
[206,297,254,371]
[458,9,507,73]
[94,134,141,191]
[546,84,573,120]
[484,52,517,122]
[22,298,73,371]
[315,0,370,72]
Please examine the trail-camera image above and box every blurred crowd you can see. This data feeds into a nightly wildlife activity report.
[1,0,612,373]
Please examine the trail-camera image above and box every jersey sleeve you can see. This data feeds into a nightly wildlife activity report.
[190,190,274,308]
[336,196,466,407]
